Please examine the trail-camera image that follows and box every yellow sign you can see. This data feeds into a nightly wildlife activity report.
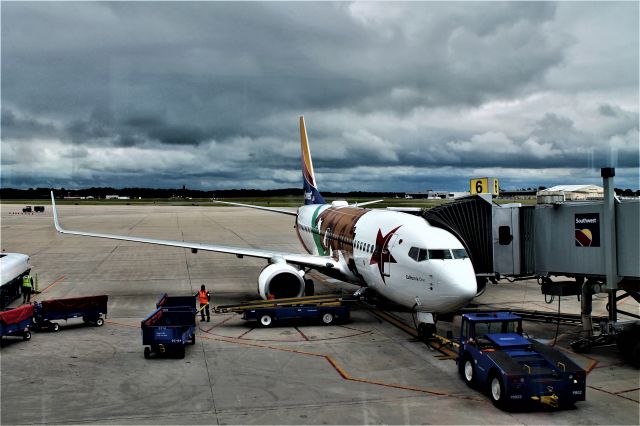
[470,177,499,195]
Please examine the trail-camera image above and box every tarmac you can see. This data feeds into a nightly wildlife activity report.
[1,203,638,425]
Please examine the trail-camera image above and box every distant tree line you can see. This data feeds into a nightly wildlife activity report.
[0,187,403,199]
[2,186,638,200]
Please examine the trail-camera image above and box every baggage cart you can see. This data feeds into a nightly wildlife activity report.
[34,295,108,332]
[141,297,196,359]
[0,305,34,341]
[156,293,196,313]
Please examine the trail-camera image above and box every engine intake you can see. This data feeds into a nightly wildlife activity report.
[258,263,305,299]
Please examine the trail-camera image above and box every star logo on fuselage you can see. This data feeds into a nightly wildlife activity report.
[369,225,402,284]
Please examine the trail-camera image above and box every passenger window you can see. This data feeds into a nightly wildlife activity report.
[428,249,452,260]
[452,249,469,259]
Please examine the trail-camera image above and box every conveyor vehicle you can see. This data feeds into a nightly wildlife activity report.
[243,304,350,327]
[216,294,355,327]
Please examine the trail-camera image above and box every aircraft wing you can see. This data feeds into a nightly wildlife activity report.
[51,192,338,270]
[211,199,298,216]
[351,199,383,207]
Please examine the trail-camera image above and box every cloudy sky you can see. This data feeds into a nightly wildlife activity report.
[2,2,638,192]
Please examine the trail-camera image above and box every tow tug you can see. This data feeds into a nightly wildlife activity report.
[215,294,357,327]
[456,312,586,409]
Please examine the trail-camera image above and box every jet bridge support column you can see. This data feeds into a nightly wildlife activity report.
[602,167,618,323]
[581,282,594,340]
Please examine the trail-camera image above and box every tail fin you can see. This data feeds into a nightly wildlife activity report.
[300,116,326,205]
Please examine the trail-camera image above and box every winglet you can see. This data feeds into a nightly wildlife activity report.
[50,191,63,232]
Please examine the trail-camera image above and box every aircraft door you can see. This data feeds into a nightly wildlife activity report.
[382,234,400,278]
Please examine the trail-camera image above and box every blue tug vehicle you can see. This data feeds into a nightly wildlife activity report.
[457,312,586,409]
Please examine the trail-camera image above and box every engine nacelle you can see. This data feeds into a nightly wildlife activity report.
[258,263,305,299]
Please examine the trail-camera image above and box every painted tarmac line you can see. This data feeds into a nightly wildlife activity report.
[197,331,482,401]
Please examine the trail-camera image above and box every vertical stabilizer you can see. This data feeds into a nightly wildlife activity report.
[300,116,326,205]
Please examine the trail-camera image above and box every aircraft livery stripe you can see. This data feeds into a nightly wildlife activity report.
[311,205,328,256]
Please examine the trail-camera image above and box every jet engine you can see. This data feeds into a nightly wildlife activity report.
[258,263,305,299]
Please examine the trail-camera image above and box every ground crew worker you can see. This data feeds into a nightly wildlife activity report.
[198,284,210,322]
[22,273,33,303]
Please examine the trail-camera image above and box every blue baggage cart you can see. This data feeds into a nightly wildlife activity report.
[34,295,108,332]
[0,304,34,341]
[156,293,196,312]
[142,295,196,359]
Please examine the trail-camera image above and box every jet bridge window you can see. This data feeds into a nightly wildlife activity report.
[428,249,452,260]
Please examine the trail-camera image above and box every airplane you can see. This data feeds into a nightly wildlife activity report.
[50,116,477,336]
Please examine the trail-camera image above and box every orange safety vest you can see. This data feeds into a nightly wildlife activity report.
[198,290,209,305]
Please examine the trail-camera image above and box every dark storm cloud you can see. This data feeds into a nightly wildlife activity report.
[1,107,60,140]
[1,2,638,190]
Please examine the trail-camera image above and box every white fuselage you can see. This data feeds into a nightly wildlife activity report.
[295,204,477,313]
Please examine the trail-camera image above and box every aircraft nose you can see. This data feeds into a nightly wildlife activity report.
[440,262,477,307]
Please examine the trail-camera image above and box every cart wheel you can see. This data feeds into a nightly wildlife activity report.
[177,346,185,359]
[82,316,88,323]
[259,314,273,327]
[95,318,104,327]
[144,347,151,359]
[321,312,334,325]
[190,335,196,345]
[23,330,32,341]
[489,372,506,409]
[51,323,60,332]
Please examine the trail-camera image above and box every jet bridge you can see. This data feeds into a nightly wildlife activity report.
[416,168,639,362]
[419,181,639,287]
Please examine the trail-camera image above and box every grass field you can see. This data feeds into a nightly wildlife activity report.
[2,196,536,209]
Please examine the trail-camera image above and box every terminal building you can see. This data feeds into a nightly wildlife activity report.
[536,185,604,204]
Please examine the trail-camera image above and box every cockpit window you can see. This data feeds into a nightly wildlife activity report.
[417,249,428,262]
[408,247,419,260]
[452,248,469,259]
[428,249,452,260]
[409,247,429,262]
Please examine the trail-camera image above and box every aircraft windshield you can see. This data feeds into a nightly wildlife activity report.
[410,247,462,261]
[451,249,469,259]
[428,249,452,260]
